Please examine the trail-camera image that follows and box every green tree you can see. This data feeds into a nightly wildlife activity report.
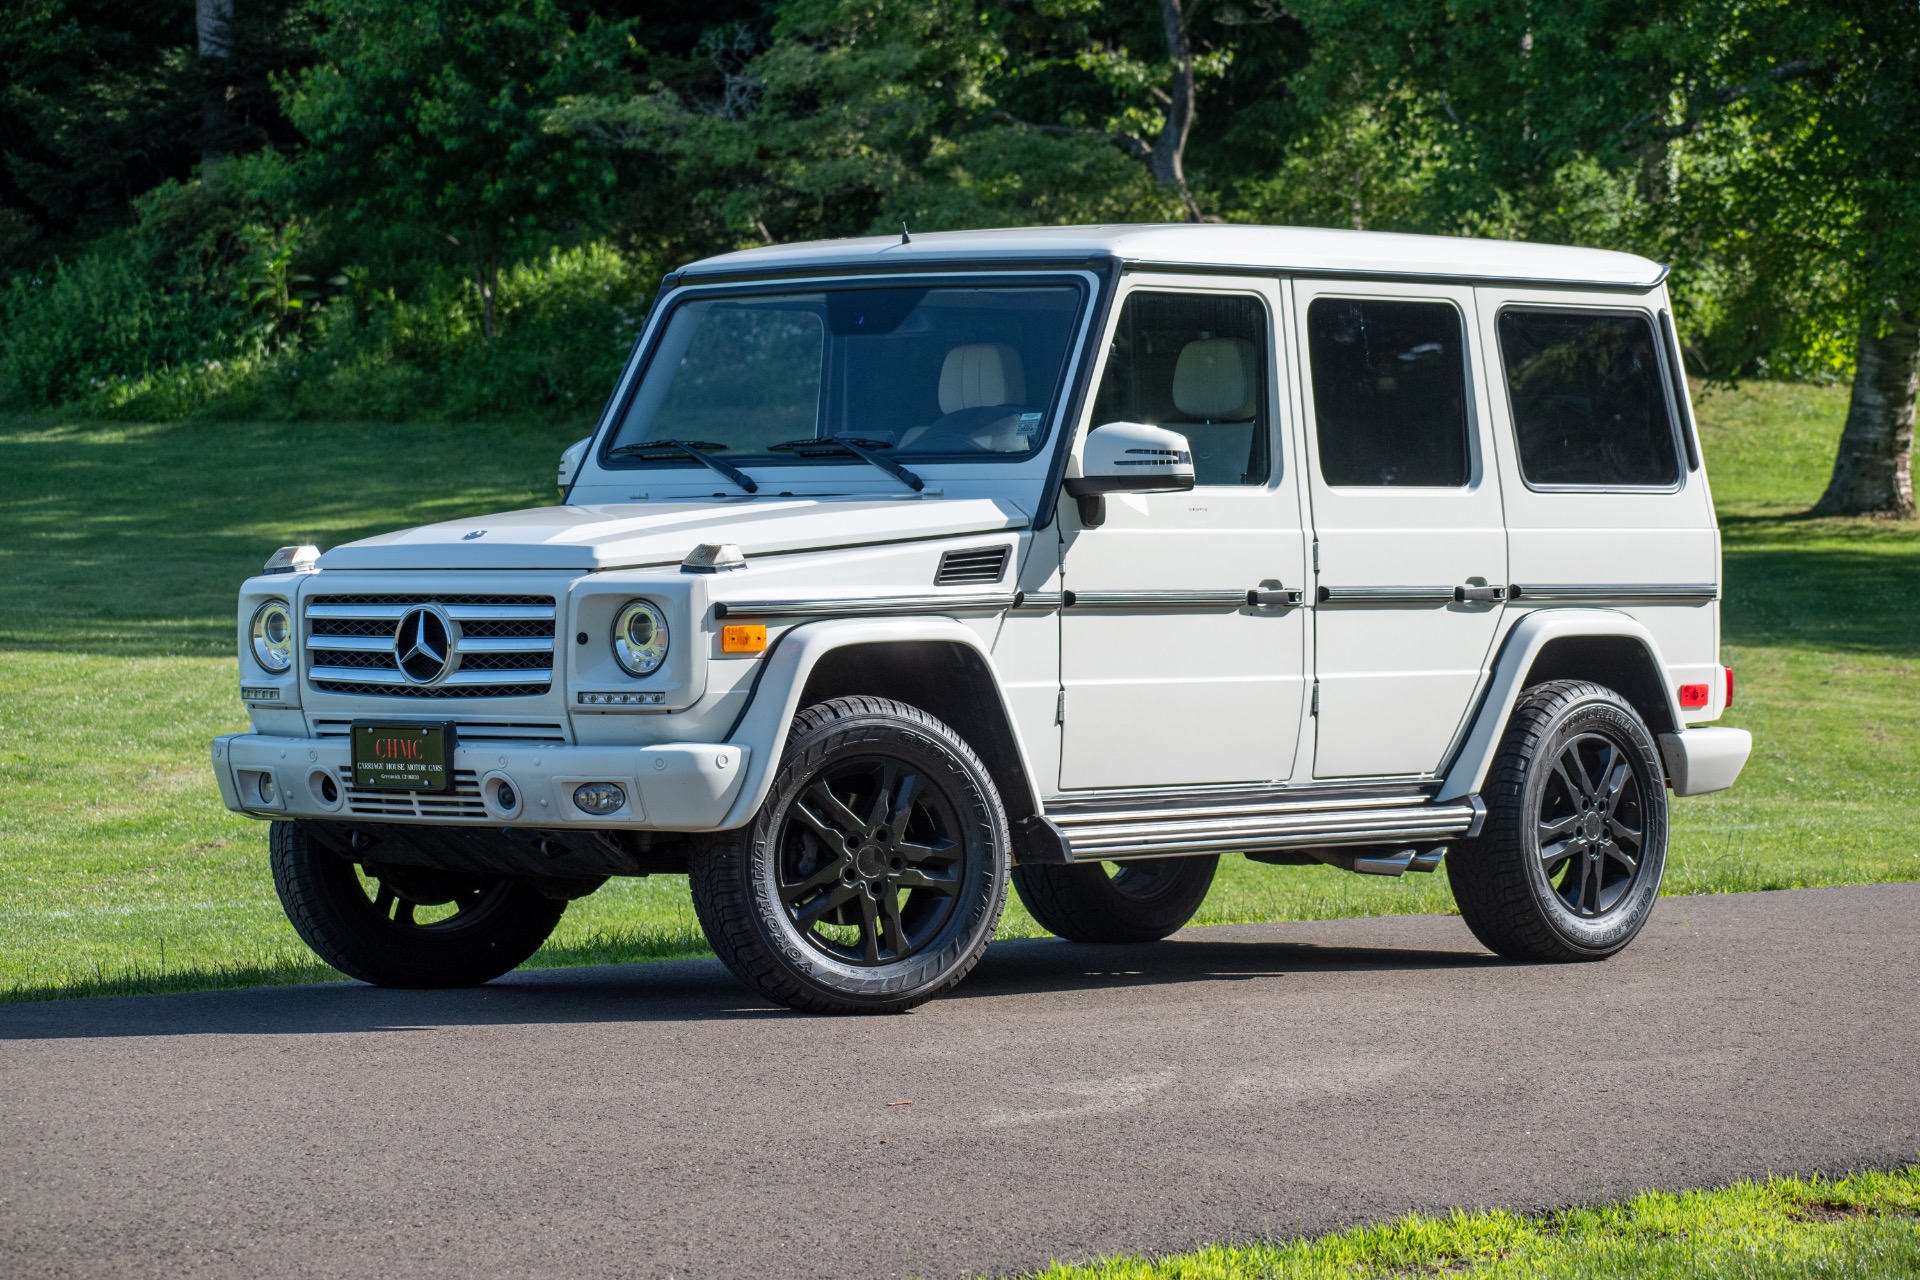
[283,0,631,338]
[1286,0,1920,517]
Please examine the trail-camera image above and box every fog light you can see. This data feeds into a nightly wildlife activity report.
[258,773,276,804]
[572,782,626,815]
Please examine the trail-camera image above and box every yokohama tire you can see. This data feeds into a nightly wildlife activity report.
[1013,855,1218,944]
[1447,680,1669,962]
[688,697,1010,1015]
[269,820,567,987]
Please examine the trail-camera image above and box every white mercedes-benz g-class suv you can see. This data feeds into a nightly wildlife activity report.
[214,224,1752,1013]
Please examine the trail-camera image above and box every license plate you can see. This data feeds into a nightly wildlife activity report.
[351,723,453,792]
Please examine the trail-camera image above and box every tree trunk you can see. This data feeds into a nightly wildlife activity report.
[1812,304,1918,518]
[1150,0,1202,222]
[197,0,234,169]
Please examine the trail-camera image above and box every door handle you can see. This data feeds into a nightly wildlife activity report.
[1247,587,1302,608]
[1454,583,1509,604]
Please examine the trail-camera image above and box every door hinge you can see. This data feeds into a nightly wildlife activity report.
[1055,690,1066,724]
[1312,540,1320,573]
[1310,682,1320,716]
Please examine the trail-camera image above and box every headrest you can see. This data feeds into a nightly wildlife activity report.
[939,344,1027,414]
[1172,338,1257,420]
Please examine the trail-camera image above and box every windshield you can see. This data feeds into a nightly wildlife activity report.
[604,281,1086,468]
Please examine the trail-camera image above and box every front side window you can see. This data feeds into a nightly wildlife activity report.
[1091,291,1271,486]
[1307,298,1470,487]
[606,282,1085,467]
[1498,309,1681,488]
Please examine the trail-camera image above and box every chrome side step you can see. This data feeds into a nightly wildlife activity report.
[1047,794,1484,861]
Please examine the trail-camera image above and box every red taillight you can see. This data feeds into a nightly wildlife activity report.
[1724,665,1734,708]
[1679,683,1710,708]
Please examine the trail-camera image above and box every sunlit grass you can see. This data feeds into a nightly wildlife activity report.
[1017,1167,1920,1279]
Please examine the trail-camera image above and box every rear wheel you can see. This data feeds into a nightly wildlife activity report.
[1013,855,1218,944]
[1447,680,1668,961]
[269,821,566,987]
[688,697,1010,1014]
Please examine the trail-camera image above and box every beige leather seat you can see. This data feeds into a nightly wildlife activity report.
[902,344,1029,449]
[1171,338,1260,484]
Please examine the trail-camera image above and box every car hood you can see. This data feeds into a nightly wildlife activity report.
[315,497,1031,572]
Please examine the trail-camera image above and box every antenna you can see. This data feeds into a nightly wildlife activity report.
[900,221,911,246]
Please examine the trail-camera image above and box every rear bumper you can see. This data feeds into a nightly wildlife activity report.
[1657,727,1752,797]
[212,732,750,831]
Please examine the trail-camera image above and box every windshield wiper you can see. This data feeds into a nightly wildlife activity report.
[767,436,924,493]
[606,439,758,494]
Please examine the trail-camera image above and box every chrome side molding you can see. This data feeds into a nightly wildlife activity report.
[1511,583,1718,603]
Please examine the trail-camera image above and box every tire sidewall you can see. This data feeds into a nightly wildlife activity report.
[742,710,1008,1007]
[1518,696,1669,955]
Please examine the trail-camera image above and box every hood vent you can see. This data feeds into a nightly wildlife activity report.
[936,545,1011,586]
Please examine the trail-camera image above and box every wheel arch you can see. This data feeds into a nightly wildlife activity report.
[716,617,1051,853]
[1438,610,1684,802]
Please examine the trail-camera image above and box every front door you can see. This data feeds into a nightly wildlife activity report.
[1057,277,1310,790]
[1290,280,1509,779]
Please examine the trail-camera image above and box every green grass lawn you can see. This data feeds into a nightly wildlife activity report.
[1018,1167,1920,1279]
[2,380,1917,1000]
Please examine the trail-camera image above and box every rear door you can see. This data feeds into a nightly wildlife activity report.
[1290,280,1508,779]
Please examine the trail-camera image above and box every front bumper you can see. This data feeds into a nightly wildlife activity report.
[212,733,750,831]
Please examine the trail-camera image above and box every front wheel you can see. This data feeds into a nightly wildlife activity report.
[1447,680,1669,961]
[688,697,1010,1014]
[269,821,567,987]
[1013,855,1218,943]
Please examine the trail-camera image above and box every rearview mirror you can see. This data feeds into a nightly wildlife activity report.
[557,436,591,493]
[1062,421,1195,527]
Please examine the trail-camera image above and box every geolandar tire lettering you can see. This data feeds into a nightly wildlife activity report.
[1447,680,1670,962]
[688,696,1010,1014]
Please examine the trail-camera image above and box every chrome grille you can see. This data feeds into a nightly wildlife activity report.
[336,767,488,819]
[312,719,568,744]
[306,594,555,698]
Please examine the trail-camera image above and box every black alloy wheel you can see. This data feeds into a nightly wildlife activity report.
[1535,732,1648,918]
[777,757,968,967]
[1448,679,1669,962]
[689,696,1009,1014]
[1013,853,1218,944]
[270,821,566,987]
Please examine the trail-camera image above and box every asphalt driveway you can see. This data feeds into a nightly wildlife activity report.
[3,884,1916,1278]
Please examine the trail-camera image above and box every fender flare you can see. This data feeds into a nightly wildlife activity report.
[717,616,1046,832]
[1436,609,1683,802]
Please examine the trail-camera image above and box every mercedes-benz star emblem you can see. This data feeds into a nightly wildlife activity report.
[394,605,458,685]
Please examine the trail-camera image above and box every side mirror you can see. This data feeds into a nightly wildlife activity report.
[557,436,591,493]
[1062,421,1195,527]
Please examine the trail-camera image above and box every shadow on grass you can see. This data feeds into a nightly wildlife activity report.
[1722,534,1920,656]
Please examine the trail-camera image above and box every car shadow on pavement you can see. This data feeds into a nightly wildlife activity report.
[0,930,1497,1043]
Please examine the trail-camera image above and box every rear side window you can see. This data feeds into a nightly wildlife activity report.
[1497,309,1680,488]
[1306,298,1470,487]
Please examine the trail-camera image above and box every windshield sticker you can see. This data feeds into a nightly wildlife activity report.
[1017,412,1044,438]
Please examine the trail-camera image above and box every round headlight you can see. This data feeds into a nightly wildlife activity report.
[250,599,293,673]
[612,600,669,676]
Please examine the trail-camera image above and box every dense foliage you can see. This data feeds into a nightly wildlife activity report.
[0,0,1913,510]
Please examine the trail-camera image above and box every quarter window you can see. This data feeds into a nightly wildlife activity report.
[1092,291,1271,486]
[1498,309,1680,488]
[1306,298,1470,487]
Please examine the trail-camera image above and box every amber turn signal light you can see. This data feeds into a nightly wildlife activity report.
[721,624,767,653]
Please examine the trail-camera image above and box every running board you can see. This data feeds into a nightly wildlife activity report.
[1045,794,1484,861]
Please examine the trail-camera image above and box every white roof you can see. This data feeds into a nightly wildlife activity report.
[677,223,1666,290]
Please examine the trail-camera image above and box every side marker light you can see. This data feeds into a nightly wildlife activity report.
[1678,683,1710,709]
[721,624,768,654]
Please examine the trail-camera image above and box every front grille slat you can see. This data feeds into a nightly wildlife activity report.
[306,593,554,699]
[313,719,567,743]
[338,768,488,819]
